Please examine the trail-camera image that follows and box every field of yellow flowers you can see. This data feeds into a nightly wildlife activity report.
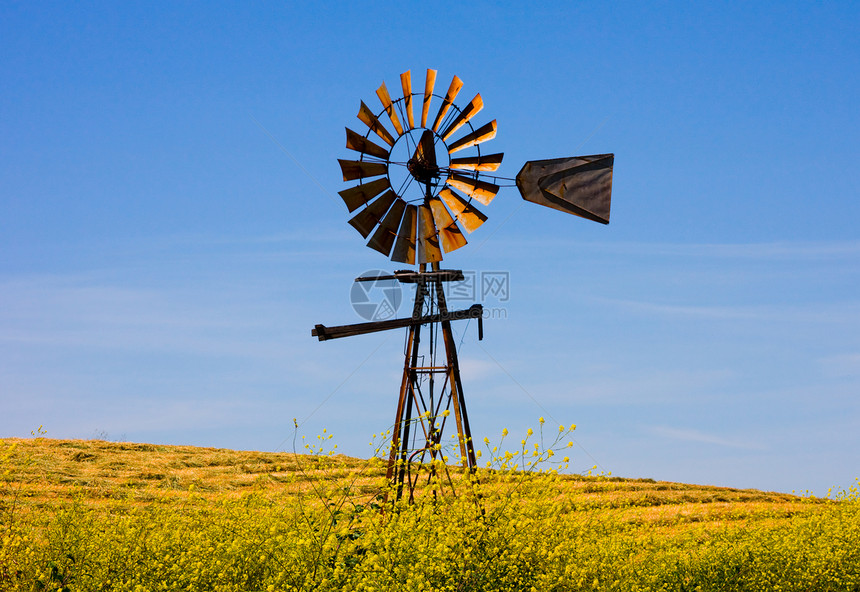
[2,428,859,591]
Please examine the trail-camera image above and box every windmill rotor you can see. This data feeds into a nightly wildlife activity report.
[338,69,503,265]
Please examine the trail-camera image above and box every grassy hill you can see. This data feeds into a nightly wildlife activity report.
[2,436,858,591]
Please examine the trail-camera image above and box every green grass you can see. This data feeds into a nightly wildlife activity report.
[2,435,858,591]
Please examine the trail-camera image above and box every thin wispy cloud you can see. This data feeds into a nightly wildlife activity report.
[647,425,767,451]
[490,238,860,262]
[0,274,305,359]
[529,368,736,406]
[458,357,497,381]
[818,353,860,378]
[603,240,860,260]
[597,298,860,323]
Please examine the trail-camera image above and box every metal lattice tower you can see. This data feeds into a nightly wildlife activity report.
[312,68,614,501]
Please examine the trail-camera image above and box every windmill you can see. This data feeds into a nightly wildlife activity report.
[312,69,613,502]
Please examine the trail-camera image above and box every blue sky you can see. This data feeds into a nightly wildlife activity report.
[1,2,858,495]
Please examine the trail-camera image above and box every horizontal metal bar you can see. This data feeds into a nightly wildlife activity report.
[312,304,482,341]
[354,269,465,284]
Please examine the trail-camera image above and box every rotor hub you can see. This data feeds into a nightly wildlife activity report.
[406,155,440,184]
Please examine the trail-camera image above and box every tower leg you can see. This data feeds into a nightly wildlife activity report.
[433,272,477,473]
[384,267,478,504]
[386,278,425,503]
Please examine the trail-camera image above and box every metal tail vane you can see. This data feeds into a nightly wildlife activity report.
[517,154,613,224]
[315,69,613,503]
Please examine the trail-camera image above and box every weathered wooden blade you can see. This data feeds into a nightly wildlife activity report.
[357,101,395,146]
[445,174,499,206]
[391,204,417,264]
[345,128,390,160]
[400,70,414,131]
[376,81,404,136]
[516,154,613,224]
[417,204,442,263]
[431,75,463,132]
[440,94,483,141]
[338,159,388,182]
[439,187,487,233]
[413,129,437,169]
[421,69,437,128]
[428,197,467,253]
[348,190,397,238]
[447,120,497,154]
[338,177,390,212]
[367,197,406,256]
[449,153,504,172]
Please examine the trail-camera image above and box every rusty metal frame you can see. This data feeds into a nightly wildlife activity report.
[318,68,615,508]
[383,261,480,504]
[319,70,508,505]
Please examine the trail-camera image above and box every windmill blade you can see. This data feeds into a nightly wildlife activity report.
[357,101,396,146]
[445,173,499,206]
[417,204,442,263]
[345,128,390,160]
[447,120,497,154]
[391,204,417,264]
[449,153,504,172]
[400,70,414,130]
[413,129,437,169]
[428,197,468,253]
[421,69,437,128]
[338,159,388,182]
[376,82,404,136]
[431,75,463,132]
[440,94,484,141]
[439,187,488,233]
[348,190,397,238]
[516,154,613,224]
[367,197,406,256]
[338,177,390,212]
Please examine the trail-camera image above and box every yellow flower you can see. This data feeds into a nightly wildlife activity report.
[502,428,508,437]
[539,417,545,425]
[527,428,533,436]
